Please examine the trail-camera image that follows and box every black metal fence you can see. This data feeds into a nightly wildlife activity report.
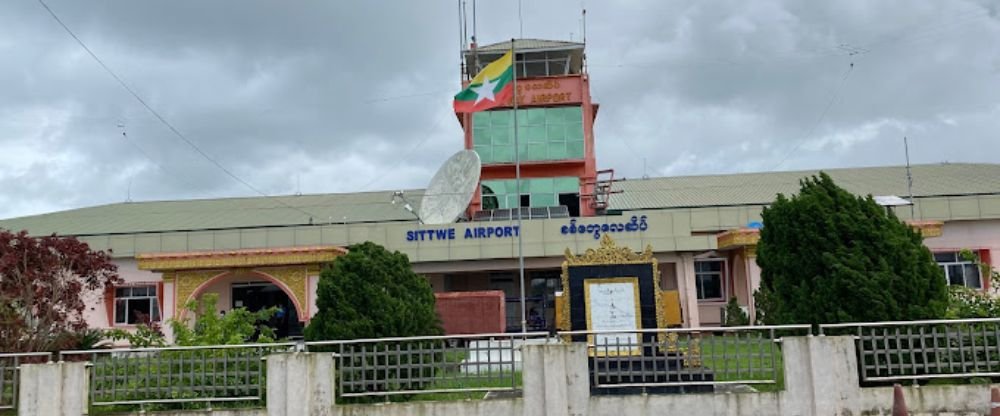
[821,317,1000,382]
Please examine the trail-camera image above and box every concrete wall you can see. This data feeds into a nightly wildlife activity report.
[15,337,1000,416]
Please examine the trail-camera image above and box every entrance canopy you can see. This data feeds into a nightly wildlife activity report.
[136,246,346,322]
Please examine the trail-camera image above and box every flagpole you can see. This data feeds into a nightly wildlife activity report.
[511,38,527,334]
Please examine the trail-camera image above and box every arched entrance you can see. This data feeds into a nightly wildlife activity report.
[136,245,347,342]
[186,270,307,339]
[231,281,302,338]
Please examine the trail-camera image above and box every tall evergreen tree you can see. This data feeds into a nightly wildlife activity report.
[305,242,441,340]
[755,173,947,325]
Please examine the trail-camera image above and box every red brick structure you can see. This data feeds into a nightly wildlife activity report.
[434,291,506,334]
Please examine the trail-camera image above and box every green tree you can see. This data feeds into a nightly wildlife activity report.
[170,293,277,345]
[305,242,441,340]
[723,297,750,327]
[754,172,948,325]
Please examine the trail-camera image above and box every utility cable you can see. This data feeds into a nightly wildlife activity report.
[35,0,322,220]
[770,63,855,171]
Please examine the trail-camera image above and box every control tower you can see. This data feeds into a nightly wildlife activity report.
[457,39,613,220]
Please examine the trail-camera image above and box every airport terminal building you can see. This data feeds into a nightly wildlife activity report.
[1,39,999,340]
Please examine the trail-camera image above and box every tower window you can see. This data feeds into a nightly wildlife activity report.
[559,193,580,217]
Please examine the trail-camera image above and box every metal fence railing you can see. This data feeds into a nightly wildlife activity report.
[59,343,295,410]
[0,352,52,410]
[21,318,1000,407]
[304,332,550,400]
[820,318,1000,383]
[558,325,811,392]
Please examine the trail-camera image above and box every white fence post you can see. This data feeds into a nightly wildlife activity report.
[17,361,88,416]
[267,352,335,416]
[781,336,861,416]
[522,342,589,416]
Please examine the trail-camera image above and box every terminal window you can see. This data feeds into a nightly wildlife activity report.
[113,285,161,325]
[934,251,982,288]
[694,260,726,301]
[481,177,579,209]
[472,106,585,164]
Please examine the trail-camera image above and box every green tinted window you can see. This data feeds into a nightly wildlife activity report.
[472,106,585,163]
[481,177,579,209]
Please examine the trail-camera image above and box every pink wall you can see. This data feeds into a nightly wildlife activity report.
[83,259,164,330]
[82,259,167,345]
[924,220,1000,258]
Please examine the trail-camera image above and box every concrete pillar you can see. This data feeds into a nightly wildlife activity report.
[267,352,335,416]
[678,253,700,327]
[521,342,589,416]
[781,336,861,416]
[745,250,761,323]
[17,361,88,416]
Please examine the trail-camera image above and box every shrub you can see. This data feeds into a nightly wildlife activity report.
[305,242,442,402]
[305,242,441,341]
[171,293,277,346]
[754,173,948,326]
[723,297,750,327]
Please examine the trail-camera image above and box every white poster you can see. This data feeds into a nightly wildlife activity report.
[585,278,641,355]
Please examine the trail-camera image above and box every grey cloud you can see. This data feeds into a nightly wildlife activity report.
[0,0,998,219]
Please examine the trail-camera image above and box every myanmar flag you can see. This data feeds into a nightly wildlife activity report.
[453,50,514,113]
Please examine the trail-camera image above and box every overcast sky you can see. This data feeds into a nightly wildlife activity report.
[1,0,998,219]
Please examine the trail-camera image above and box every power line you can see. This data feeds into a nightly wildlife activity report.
[116,123,206,195]
[35,0,322,220]
[357,110,451,191]
[770,63,855,171]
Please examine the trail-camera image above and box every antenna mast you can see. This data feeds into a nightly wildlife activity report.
[518,0,524,38]
[458,1,465,58]
[904,136,915,219]
[472,0,479,74]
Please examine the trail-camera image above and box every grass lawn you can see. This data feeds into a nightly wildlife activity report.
[680,333,787,392]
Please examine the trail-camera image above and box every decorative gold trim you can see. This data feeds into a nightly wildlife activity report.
[261,266,310,321]
[559,234,664,336]
[685,338,703,367]
[907,220,943,238]
[584,277,642,357]
[136,246,346,271]
[174,269,226,317]
[717,228,760,250]
[564,233,655,266]
[173,266,312,322]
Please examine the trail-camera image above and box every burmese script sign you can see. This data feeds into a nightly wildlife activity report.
[585,277,642,356]
[502,75,583,106]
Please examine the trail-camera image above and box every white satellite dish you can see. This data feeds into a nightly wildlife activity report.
[418,150,482,225]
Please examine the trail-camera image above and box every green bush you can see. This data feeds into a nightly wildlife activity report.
[305,242,441,341]
[945,249,1000,319]
[723,297,750,327]
[88,293,281,413]
[754,172,948,326]
[171,293,277,345]
[305,242,442,402]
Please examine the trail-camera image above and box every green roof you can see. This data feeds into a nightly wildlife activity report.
[0,189,424,236]
[1,163,999,237]
[609,163,1000,211]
